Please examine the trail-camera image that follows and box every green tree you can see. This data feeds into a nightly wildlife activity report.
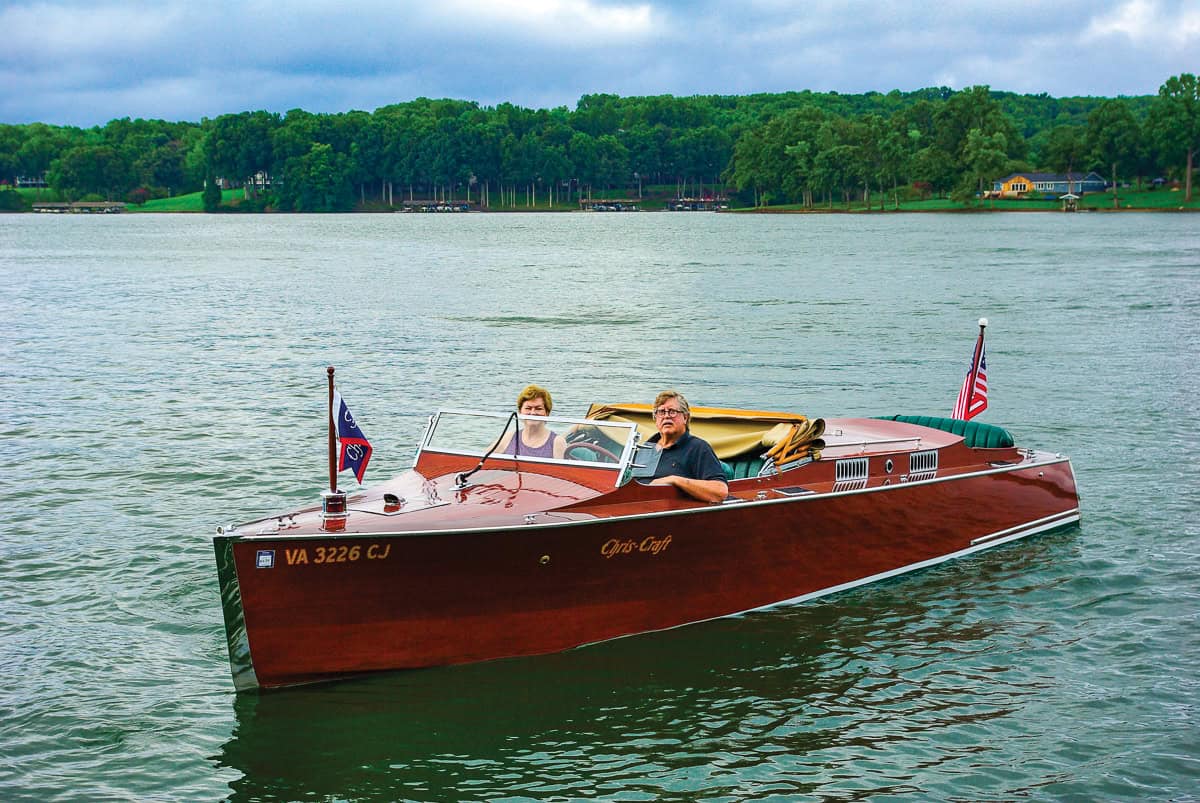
[132,139,190,194]
[203,178,222,212]
[386,112,434,201]
[622,124,662,196]
[342,111,383,204]
[908,145,956,198]
[792,108,834,206]
[934,86,1025,193]
[671,125,731,198]
[0,187,29,211]
[781,138,815,206]
[957,129,1009,205]
[729,105,828,206]
[855,114,888,209]
[568,132,598,198]
[16,123,79,188]
[537,146,572,206]
[276,142,354,211]
[1086,99,1140,207]
[47,145,131,200]
[1147,73,1199,201]
[880,120,921,208]
[729,125,769,206]
[500,131,544,206]
[0,125,22,184]
[594,134,630,189]
[573,94,621,137]
[468,121,505,207]
[272,109,320,166]
[205,110,279,196]
[1040,124,1088,193]
[812,118,859,208]
[430,116,467,199]
[183,130,210,193]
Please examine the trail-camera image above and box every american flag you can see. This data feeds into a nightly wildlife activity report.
[332,390,373,483]
[953,327,988,421]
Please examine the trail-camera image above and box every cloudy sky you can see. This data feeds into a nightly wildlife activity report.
[3,0,1197,127]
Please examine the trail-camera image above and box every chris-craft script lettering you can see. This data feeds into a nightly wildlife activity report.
[600,535,672,558]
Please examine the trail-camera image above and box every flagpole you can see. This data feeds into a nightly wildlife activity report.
[327,365,337,493]
[962,318,987,418]
[967,318,987,402]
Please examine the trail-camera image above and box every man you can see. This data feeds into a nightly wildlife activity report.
[646,390,729,503]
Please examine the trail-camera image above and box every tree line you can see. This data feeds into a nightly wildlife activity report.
[0,74,1195,211]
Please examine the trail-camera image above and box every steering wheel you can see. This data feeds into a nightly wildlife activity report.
[566,442,619,463]
[565,427,596,444]
[563,430,620,463]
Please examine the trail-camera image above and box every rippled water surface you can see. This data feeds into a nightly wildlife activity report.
[1,212,1198,801]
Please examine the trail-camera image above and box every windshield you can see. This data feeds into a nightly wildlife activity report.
[420,410,640,471]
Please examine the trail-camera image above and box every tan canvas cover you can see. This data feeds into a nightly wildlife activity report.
[585,403,814,460]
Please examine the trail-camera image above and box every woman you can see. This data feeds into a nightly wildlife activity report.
[497,384,567,459]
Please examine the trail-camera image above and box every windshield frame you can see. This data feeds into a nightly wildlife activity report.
[416,409,642,483]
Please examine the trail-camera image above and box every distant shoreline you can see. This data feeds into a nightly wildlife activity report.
[13,187,1199,215]
[11,205,1197,215]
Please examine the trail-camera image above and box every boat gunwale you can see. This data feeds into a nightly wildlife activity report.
[220,453,1076,543]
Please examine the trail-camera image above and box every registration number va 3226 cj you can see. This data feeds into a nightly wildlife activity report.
[280,544,392,566]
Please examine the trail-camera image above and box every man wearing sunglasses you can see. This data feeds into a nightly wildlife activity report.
[646,390,729,503]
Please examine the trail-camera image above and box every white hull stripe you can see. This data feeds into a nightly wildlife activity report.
[969,509,1079,546]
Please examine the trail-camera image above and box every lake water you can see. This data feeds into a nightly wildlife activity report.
[1,211,1197,801]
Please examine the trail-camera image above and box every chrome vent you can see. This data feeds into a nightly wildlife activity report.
[908,450,938,481]
[835,457,869,481]
[834,457,869,490]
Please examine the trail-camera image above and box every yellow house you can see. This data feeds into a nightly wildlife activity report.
[991,172,1107,198]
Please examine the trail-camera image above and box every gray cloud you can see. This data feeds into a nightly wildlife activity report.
[2,0,1195,126]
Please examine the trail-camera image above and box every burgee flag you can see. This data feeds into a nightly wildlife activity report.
[953,322,989,421]
[332,390,372,483]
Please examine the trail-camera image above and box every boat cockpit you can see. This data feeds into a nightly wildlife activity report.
[414,405,833,489]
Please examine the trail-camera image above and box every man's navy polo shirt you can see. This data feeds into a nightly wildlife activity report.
[646,430,726,482]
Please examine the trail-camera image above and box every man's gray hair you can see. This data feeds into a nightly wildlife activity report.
[653,390,690,418]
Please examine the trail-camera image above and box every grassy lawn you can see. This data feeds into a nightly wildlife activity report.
[735,187,1200,213]
[1082,187,1200,210]
[14,186,66,202]
[131,190,241,212]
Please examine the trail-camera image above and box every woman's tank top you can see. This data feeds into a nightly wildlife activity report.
[502,429,559,458]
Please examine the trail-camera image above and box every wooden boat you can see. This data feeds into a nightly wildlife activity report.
[213,402,1079,691]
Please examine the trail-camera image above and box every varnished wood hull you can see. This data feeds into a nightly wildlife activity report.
[215,456,1078,691]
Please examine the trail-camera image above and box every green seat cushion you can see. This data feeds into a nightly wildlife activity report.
[721,456,766,481]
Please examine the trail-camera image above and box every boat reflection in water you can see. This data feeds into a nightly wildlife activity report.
[214,534,1073,801]
[213,402,1080,691]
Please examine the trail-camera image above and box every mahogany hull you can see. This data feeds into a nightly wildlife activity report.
[215,457,1078,690]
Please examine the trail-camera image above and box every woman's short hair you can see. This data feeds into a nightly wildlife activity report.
[516,384,552,413]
